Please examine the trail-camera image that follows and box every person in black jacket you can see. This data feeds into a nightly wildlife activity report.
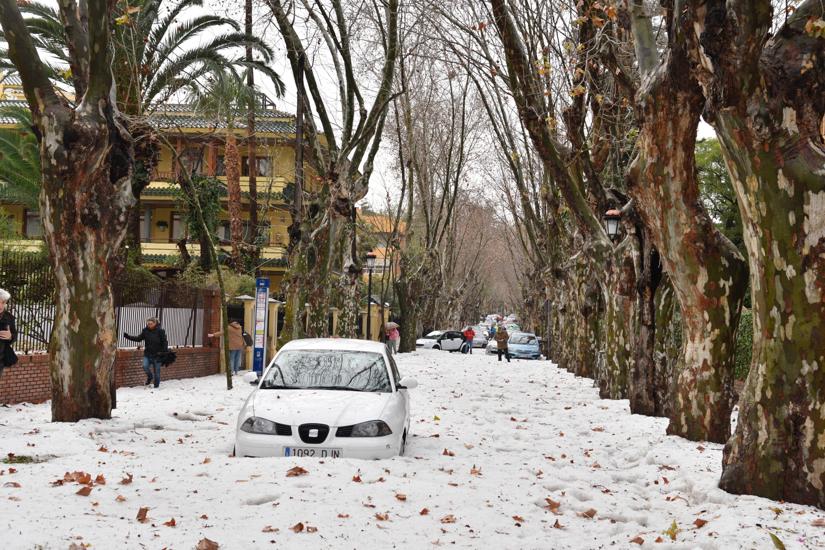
[0,289,18,373]
[124,317,168,388]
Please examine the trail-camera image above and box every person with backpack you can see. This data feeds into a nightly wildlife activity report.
[495,325,510,363]
[462,326,475,354]
[209,320,248,374]
[124,317,168,388]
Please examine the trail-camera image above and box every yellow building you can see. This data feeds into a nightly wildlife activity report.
[0,80,307,291]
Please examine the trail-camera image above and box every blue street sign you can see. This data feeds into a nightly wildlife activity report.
[252,277,270,374]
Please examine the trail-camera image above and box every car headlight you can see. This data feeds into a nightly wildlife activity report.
[340,420,392,437]
[240,416,292,435]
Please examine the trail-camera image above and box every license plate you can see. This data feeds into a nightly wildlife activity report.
[284,447,342,458]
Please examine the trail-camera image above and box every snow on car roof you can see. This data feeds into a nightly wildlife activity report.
[278,338,387,353]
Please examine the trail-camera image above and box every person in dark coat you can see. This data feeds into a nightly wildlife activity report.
[495,325,510,363]
[0,289,18,372]
[124,317,168,388]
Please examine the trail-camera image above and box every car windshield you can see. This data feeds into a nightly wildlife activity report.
[510,334,536,345]
[260,350,392,392]
[423,332,441,339]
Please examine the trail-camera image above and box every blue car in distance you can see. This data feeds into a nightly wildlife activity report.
[507,332,541,360]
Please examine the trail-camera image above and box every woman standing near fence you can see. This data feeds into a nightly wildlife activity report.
[208,321,246,374]
[124,318,168,388]
[0,289,18,373]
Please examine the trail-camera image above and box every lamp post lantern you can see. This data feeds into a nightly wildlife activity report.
[365,253,377,340]
[603,209,622,241]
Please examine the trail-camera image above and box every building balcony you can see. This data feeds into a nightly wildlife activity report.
[0,239,288,270]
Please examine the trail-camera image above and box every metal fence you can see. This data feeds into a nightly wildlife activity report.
[1,248,205,353]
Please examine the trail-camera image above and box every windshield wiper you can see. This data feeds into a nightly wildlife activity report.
[260,383,295,390]
[311,385,374,392]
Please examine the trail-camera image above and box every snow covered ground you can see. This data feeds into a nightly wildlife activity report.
[1,350,823,549]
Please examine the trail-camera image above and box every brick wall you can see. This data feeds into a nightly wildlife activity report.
[0,346,220,405]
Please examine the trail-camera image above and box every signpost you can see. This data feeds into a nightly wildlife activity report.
[253,277,270,374]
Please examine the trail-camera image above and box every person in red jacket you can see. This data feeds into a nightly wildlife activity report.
[462,326,475,354]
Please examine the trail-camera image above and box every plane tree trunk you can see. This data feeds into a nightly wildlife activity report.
[628,7,749,442]
[685,1,825,506]
[0,0,136,420]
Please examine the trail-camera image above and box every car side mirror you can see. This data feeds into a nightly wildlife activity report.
[243,371,259,386]
[398,377,418,390]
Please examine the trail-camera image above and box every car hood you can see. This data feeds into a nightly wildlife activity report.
[250,389,393,427]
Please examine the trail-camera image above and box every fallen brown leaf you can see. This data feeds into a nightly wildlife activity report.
[440,514,456,524]
[94,474,106,486]
[655,536,664,543]
[115,495,126,502]
[591,426,605,432]
[76,486,92,497]
[286,466,308,477]
[513,515,525,523]
[306,526,317,533]
[200,514,209,520]
[196,538,219,550]
[813,518,825,527]
[553,519,563,529]
[630,536,644,545]
[578,508,597,519]
[262,526,279,533]
[470,465,482,476]
[337,513,350,519]
[202,457,211,464]
[290,522,305,533]
[375,512,389,521]
[3,482,21,488]
[694,518,708,528]
[352,474,362,483]
[420,508,429,516]
[395,493,407,501]
[442,449,455,457]
[164,518,176,527]
[544,498,561,514]
[120,473,133,485]
[136,507,149,523]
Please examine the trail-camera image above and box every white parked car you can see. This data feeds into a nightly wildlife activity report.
[235,339,417,459]
[415,330,444,349]
[471,326,489,348]
[415,330,465,352]
[486,339,498,354]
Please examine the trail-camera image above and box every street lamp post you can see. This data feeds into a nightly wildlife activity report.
[365,253,377,340]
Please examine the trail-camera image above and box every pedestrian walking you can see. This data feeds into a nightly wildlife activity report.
[495,326,510,363]
[209,321,247,374]
[462,326,475,354]
[0,288,18,374]
[385,322,400,355]
[124,318,168,388]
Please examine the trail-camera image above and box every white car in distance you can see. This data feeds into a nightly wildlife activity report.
[235,339,417,459]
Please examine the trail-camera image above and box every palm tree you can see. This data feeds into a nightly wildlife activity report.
[1,0,283,262]
[0,105,39,211]
[186,71,261,270]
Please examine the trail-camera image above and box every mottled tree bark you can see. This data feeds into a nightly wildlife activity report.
[653,274,681,419]
[629,223,662,416]
[628,8,748,441]
[685,1,825,506]
[0,0,136,420]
